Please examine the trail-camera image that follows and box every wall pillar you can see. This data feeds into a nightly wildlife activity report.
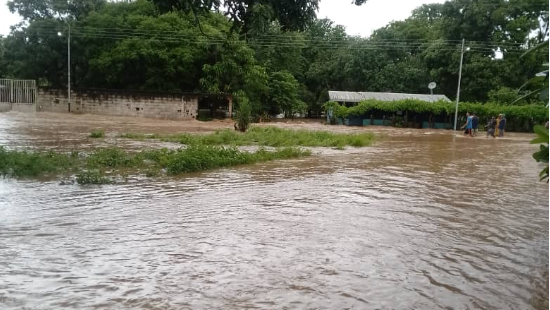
[227,95,233,118]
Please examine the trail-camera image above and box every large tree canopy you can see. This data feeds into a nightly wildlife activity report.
[1,0,548,117]
[150,0,369,33]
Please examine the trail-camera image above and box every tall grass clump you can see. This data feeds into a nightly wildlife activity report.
[235,97,252,132]
[122,127,375,148]
[118,133,160,140]
[0,146,75,177]
[86,148,144,168]
[245,127,375,147]
[162,146,309,175]
[0,145,311,181]
[89,130,105,138]
[76,170,113,185]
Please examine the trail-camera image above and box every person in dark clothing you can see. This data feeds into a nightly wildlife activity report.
[486,117,496,138]
[498,114,506,137]
[472,113,479,136]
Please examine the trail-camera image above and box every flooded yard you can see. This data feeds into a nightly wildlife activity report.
[0,112,548,309]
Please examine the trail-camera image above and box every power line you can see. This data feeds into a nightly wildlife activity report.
[24,24,531,48]
[20,26,529,54]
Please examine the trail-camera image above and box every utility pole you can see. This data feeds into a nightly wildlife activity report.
[453,38,465,131]
[67,23,71,113]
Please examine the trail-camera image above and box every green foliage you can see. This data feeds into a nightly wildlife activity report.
[531,125,549,182]
[86,147,141,168]
[266,71,307,117]
[122,126,376,148]
[2,0,548,116]
[488,87,526,105]
[150,0,323,33]
[322,101,339,124]
[235,96,252,132]
[0,144,311,181]
[326,99,549,132]
[0,146,75,177]
[161,145,309,174]
[76,170,113,185]
[89,130,105,138]
[118,133,161,140]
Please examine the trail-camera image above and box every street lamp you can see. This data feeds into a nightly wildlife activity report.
[453,40,470,131]
[57,24,71,112]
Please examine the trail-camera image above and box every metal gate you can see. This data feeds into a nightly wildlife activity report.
[0,79,37,104]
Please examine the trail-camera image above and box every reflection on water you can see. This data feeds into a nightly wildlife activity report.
[0,112,548,309]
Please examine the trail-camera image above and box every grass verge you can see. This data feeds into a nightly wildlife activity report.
[120,126,375,148]
[0,146,77,177]
[0,145,310,183]
[76,170,113,185]
[90,130,105,138]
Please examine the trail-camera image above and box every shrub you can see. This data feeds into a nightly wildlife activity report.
[236,97,252,132]
[0,146,74,177]
[90,130,105,138]
[325,99,549,132]
[76,170,113,185]
[122,127,375,147]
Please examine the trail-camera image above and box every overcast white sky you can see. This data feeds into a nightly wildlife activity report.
[0,0,445,37]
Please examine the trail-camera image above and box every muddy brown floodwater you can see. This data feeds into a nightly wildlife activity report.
[0,112,548,310]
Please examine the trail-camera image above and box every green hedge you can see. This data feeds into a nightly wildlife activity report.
[323,99,549,132]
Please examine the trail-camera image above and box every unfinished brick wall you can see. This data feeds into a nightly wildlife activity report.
[37,88,199,120]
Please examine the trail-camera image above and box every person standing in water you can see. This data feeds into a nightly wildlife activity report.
[498,114,506,137]
[495,115,501,137]
[486,116,496,138]
[461,112,473,137]
[472,113,479,136]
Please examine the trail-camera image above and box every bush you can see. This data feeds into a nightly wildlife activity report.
[90,130,105,138]
[76,170,113,185]
[164,146,310,175]
[125,127,376,147]
[87,148,138,168]
[0,146,74,177]
[0,145,312,181]
[325,99,549,132]
[236,97,252,132]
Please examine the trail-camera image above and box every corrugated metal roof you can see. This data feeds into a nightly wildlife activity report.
[328,91,451,103]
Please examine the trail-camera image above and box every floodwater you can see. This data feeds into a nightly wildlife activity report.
[0,112,548,310]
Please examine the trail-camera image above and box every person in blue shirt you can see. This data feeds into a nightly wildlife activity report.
[461,112,473,137]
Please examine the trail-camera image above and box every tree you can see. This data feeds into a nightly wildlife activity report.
[488,87,525,104]
[8,0,105,21]
[531,125,549,182]
[0,36,8,78]
[151,0,319,34]
[266,71,306,118]
[199,39,268,114]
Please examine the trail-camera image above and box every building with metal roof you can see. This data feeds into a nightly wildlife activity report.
[328,91,450,103]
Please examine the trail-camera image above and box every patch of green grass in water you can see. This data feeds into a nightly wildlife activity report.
[0,146,76,177]
[0,145,311,182]
[76,170,113,185]
[118,133,160,141]
[89,130,105,138]
[122,127,375,147]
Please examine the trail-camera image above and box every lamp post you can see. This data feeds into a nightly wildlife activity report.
[67,23,71,112]
[453,39,465,131]
[58,23,71,112]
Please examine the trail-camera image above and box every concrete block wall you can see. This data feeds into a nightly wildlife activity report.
[0,102,11,112]
[37,88,199,120]
[11,103,36,113]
